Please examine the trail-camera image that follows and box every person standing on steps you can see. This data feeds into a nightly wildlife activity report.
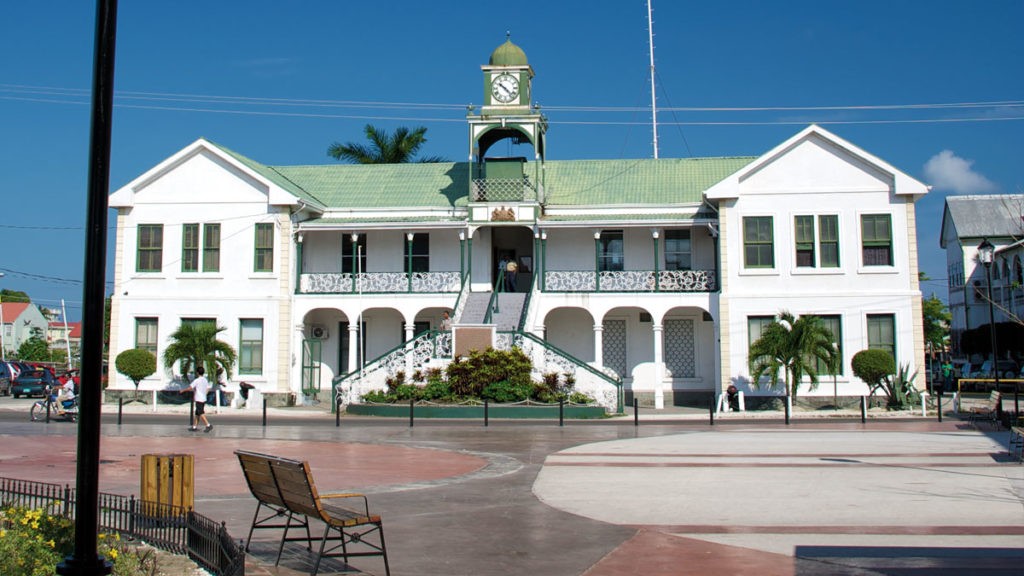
[181,366,214,432]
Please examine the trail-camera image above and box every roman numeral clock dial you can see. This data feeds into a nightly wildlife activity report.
[491,73,519,103]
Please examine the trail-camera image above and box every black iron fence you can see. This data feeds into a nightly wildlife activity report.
[0,476,245,576]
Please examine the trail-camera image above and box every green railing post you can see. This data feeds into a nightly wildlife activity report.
[540,231,547,291]
[459,231,466,281]
[406,233,414,292]
[652,230,660,292]
[295,236,304,294]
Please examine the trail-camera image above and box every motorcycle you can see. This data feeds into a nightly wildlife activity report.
[30,385,78,422]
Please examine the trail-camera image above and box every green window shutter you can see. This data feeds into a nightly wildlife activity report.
[867,314,896,363]
[818,215,840,268]
[254,223,274,272]
[743,217,774,268]
[861,214,892,266]
[182,223,199,272]
[136,224,163,272]
[134,317,158,356]
[202,223,221,272]
[239,319,264,374]
[795,215,815,267]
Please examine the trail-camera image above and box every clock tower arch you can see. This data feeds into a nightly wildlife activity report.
[467,34,548,206]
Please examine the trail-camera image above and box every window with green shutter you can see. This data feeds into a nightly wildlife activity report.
[861,214,892,266]
[743,217,774,268]
[136,224,163,272]
[239,319,264,374]
[404,233,429,273]
[598,230,624,272]
[202,223,220,272]
[819,215,840,268]
[134,317,158,356]
[795,216,815,267]
[867,314,896,363]
[254,223,274,272]
[182,224,199,272]
[664,229,691,271]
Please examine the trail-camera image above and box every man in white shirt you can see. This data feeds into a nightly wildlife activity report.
[181,366,214,432]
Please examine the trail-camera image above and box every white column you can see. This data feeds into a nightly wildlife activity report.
[405,322,416,373]
[593,324,604,367]
[347,324,360,374]
[652,323,665,409]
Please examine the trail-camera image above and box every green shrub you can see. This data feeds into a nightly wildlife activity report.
[115,348,157,390]
[851,349,895,388]
[421,376,454,402]
[0,505,159,576]
[361,390,390,403]
[482,379,533,403]
[446,347,532,398]
[567,391,594,404]
[392,383,421,401]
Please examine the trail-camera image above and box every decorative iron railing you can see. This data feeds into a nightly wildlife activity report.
[300,271,461,294]
[0,476,245,576]
[543,269,716,292]
[471,178,538,202]
[333,327,622,413]
[333,330,453,407]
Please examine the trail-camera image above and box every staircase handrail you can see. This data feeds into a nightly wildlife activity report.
[517,271,538,332]
[505,330,623,413]
[452,273,471,323]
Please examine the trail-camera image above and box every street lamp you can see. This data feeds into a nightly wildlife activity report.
[977,238,1003,417]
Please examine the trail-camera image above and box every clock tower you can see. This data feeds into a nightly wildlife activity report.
[467,35,547,209]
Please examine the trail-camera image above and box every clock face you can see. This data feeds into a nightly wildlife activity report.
[491,73,520,103]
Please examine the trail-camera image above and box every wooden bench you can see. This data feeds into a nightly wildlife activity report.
[968,390,1002,428]
[1010,427,1024,462]
[235,450,313,565]
[235,450,390,576]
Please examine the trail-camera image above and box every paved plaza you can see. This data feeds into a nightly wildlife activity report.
[0,403,1021,575]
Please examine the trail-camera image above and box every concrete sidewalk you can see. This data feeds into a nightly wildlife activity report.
[1,408,1021,575]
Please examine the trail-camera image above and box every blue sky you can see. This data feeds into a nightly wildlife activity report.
[2,1,1022,321]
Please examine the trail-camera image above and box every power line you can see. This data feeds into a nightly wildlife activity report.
[1,84,1022,126]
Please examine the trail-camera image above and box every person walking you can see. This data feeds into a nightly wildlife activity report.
[181,366,214,432]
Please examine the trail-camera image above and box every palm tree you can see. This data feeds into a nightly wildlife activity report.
[162,323,237,382]
[748,311,837,398]
[327,124,446,164]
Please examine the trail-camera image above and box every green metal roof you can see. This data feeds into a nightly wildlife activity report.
[489,38,528,66]
[541,212,699,222]
[207,140,754,213]
[542,157,755,206]
[206,140,327,209]
[273,162,469,209]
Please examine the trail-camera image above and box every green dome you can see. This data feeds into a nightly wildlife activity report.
[489,37,528,66]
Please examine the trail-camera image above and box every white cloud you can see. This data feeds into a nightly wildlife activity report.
[923,150,997,194]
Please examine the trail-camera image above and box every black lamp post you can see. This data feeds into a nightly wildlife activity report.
[977,238,1003,417]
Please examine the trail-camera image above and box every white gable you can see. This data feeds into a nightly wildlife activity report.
[110,139,299,208]
[706,125,929,200]
[131,148,270,205]
[738,134,891,194]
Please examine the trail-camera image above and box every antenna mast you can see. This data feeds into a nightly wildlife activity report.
[647,0,659,159]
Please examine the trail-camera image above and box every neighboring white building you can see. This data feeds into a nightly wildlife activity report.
[108,39,928,410]
[940,194,1024,356]
[0,301,49,358]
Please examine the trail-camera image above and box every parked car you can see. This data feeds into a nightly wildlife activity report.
[0,362,14,396]
[12,369,57,399]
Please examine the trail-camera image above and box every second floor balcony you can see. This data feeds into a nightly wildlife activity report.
[543,269,716,293]
[300,271,462,294]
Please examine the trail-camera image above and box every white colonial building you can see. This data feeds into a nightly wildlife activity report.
[108,39,928,411]
[940,194,1024,357]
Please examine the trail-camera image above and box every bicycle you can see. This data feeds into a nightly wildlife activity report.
[30,385,78,422]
